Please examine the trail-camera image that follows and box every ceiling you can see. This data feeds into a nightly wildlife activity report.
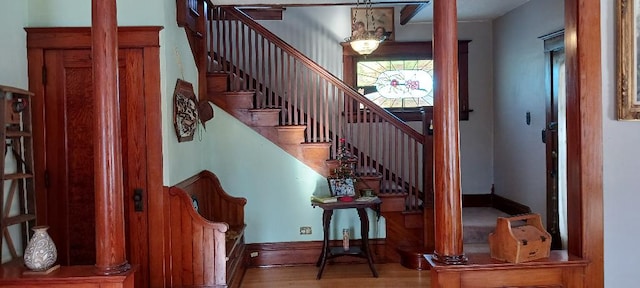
[412,0,531,23]
[218,0,531,23]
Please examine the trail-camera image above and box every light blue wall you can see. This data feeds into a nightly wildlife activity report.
[492,0,564,222]
[0,0,28,89]
[157,0,213,184]
[0,0,29,264]
[207,106,384,243]
[28,0,163,26]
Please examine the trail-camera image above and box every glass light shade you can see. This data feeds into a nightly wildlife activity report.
[349,38,380,55]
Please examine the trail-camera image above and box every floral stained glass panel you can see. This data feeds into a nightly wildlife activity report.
[356,60,434,109]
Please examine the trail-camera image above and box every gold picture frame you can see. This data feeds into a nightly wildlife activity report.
[616,0,640,120]
[351,7,394,41]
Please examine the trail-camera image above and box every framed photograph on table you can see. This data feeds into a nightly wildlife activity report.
[328,178,356,197]
[616,0,640,120]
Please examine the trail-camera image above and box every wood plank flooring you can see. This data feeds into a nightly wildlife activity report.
[241,263,431,287]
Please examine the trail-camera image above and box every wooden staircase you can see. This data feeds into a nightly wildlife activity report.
[181,1,433,263]
[207,70,425,263]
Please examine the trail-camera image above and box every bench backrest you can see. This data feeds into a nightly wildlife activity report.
[174,170,247,228]
[164,185,228,287]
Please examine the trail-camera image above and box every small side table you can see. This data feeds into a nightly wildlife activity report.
[311,198,381,279]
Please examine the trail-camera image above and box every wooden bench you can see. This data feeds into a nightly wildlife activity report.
[164,170,247,288]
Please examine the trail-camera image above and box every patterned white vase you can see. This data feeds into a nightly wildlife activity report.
[23,226,57,271]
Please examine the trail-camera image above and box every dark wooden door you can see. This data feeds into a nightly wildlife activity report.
[41,48,149,276]
[543,31,565,250]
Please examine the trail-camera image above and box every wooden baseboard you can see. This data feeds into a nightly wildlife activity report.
[492,194,532,215]
[462,193,531,215]
[462,194,493,207]
[245,239,386,268]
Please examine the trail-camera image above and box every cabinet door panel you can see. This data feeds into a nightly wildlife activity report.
[42,49,148,269]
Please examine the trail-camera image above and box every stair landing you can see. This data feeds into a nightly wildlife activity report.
[462,207,509,254]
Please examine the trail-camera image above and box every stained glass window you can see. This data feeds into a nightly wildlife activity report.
[356,60,434,109]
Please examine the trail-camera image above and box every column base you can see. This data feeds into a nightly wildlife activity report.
[95,261,132,275]
[431,251,468,265]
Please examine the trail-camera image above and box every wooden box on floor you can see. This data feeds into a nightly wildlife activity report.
[488,213,551,263]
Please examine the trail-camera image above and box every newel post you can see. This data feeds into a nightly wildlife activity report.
[91,0,131,275]
[432,0,467,264]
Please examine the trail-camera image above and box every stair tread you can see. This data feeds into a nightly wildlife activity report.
[222,90,255,95]
[275,125,306,130]
[249,108,281,112]
[377,191,408,196]
[300,142,331,147]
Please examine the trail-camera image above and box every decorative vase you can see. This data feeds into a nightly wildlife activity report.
[23,226,57,271]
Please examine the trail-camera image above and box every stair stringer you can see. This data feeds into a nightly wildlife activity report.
[380,211,424,262]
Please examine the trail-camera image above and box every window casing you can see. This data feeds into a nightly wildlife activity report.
[342,41,470,121]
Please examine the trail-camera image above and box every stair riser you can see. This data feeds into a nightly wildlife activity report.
[301,146,330,164]
[207,74,228,95]
[276,127,306,145]
[224,94,254,110]
[379,196,407,212]
[249,111,280,127]
[355,177,381,196]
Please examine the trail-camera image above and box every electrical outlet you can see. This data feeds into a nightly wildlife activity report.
[300,226,312,235]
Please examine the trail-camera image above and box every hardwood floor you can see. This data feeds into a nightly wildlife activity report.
[240,263,431,287]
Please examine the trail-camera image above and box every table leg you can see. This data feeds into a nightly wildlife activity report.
[316,209,333,279]
[357,208,378,277]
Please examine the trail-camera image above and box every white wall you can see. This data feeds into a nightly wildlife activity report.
[492,0,564,220]
[157,0,212,184]
[0,1,28,89]
[601,1,640,286]
[28,0,163,26]
[258,7,349,79]
[261,6,496,195]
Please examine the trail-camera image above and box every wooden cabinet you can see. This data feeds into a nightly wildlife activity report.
[25,27,163,288]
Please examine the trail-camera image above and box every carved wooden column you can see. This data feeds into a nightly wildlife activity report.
[92,0,131,275]
[432,0,467,264]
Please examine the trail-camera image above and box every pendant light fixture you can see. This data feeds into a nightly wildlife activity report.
[345,0,386,55]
